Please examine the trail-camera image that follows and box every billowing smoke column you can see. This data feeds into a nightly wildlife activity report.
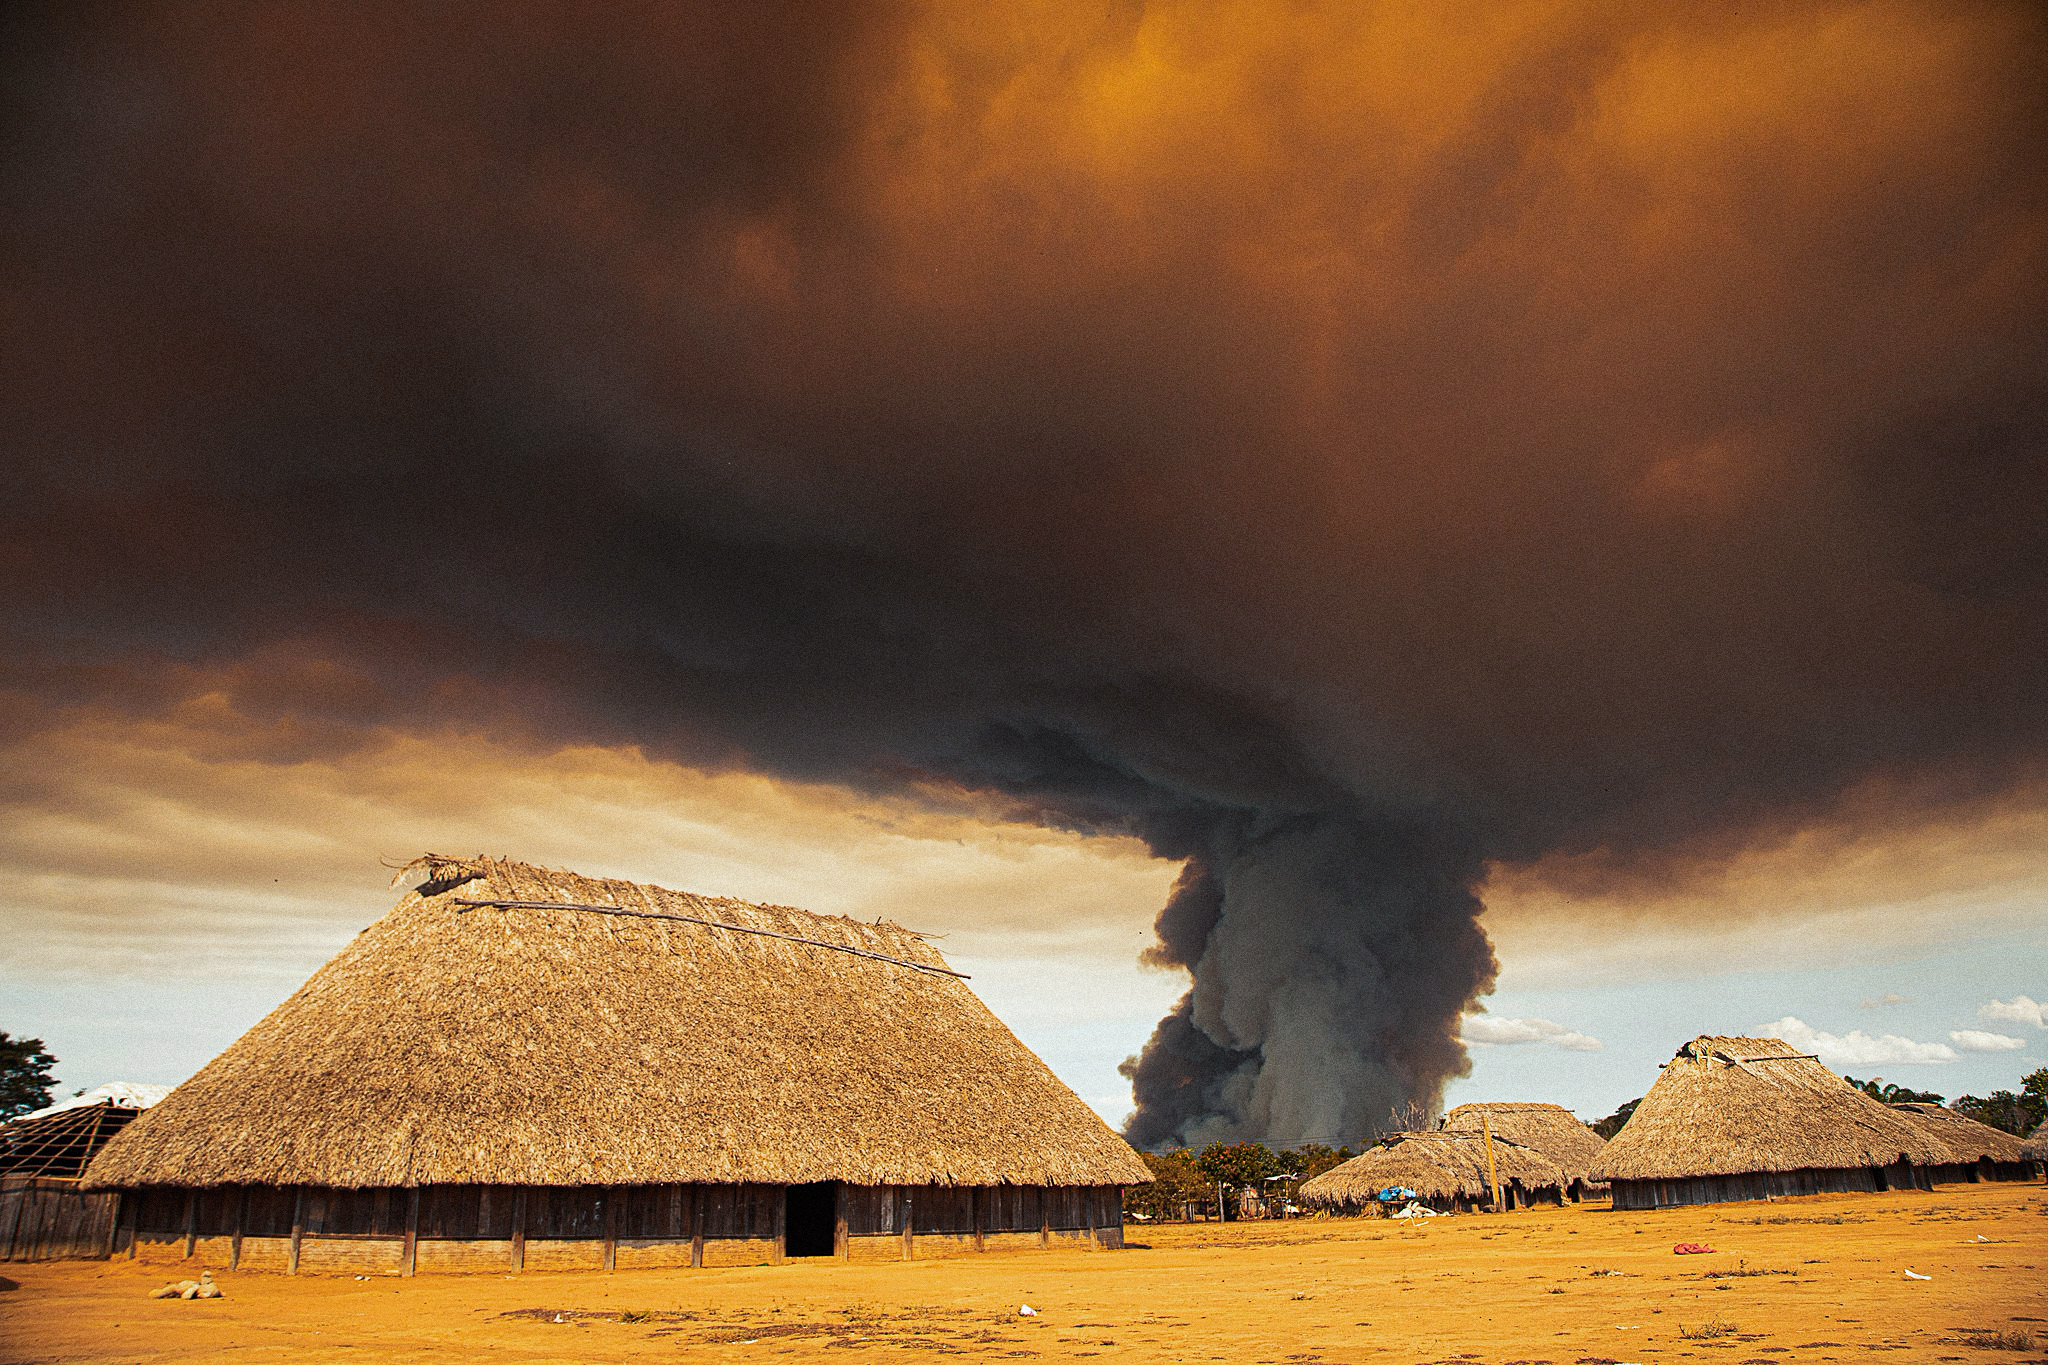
[3,2,2045,1146]
[1121,814,1492,1148]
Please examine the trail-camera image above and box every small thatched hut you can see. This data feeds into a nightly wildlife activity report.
[85,856,1148,1275]
[1299,1132,1569,1214]
[1886,1103,2033,1184]
[1590,1036,1950,1210]
[1441,1102,1608,1201]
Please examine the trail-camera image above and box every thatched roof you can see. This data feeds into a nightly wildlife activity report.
[87,856,1149,1190]
[1590,1036,1951,1182]
[2014,1122,2045,1164]
[1441,1102,1605,1177]
[1886,1102,2027,1164]
[1299,1131,1568,1205]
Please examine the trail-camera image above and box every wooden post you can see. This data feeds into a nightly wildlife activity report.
[602,1188,618,1272]
[182,1191,198,1260]
[1481,1115,1503,1214]
[1084,1187,1097,1248]
[900,1191,913,1262]
[971,1186,985,1252]
[230,1188,246,1271]
[287,1189,305,1276]
[688,1186,704,1269]
[509,1190,527,1274]
[105,1190,125,1261]
[1039,1191,1051,1249]
[401,1187,420,1278]
[833,1186,848,1261]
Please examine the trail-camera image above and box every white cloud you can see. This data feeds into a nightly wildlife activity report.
[1948,1029,2026,1053]
[1759,1016,1956,1066]
[1858,993,1910,1010]
[1461,1014,1604,1052]
[1979,995,2047,1030]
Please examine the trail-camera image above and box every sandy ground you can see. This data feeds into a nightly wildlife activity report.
[3,1182,2043,1364]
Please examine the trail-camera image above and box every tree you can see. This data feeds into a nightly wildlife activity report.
[1843,1076,1945,1105]
[0,1032,58,1119]
[1953,1090,2031,1136]
[1591,1097,1641,1140]
[2020,1067,2048,1133]
[1195,1140,1281,1188]
[1125,1149,1217,1221]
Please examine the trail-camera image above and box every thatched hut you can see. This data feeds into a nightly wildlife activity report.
[1298,1132,1569,1214]
[1886,1103,2033,1184]
[1441,1102,1608,1201]
[85,855,1148,1275]
[2020,1124,2047,1172]
[1590,1036,1951,1210]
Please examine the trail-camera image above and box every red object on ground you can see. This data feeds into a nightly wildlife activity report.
[1673,1242,1718,1255]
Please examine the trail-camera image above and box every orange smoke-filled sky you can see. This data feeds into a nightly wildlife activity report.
[2,1,2044,1133]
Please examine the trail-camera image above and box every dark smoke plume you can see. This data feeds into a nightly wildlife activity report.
[3,1,2045,1145]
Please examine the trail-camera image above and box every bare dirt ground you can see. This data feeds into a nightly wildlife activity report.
[3,1182,2043,1364]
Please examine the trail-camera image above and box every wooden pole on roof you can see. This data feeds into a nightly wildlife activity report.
[1480,1115,1503,1213]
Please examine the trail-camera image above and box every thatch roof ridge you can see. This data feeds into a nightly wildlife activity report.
[1299,1131,1567,1204]
[1589,1036,1951,1182]
[1887,1102,2027,1163]
[87,856,1149,1191]
[1441,1102,1605,1175]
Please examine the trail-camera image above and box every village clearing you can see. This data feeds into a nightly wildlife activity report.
[2,1183,2042,1364]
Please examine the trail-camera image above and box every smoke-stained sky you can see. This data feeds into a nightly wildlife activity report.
[3,1,2044,1144]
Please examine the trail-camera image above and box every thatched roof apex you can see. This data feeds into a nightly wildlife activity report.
[87,856,1148,1190]
[1299,1131,1567,1205]
[1589,1036,1951,1182]
[1441,1102,1605,1176]
[1886,1102,2027,1164]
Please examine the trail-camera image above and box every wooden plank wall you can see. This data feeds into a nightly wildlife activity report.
[111,1181,1127,1273]
[0,1176,120,1261]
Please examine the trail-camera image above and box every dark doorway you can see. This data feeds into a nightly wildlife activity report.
[784,1182,838,1257]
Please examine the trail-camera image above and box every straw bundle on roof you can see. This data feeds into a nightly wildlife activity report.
[1886,1102,2026,1165]
[88,855,1148,1191]
[1441,1103,1605,1177]
[1590,1036,1950,1208]
[1298,1132,1568,1210]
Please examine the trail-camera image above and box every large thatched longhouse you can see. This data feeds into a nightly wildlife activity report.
[1886,1102,2034,1184]
[84,856,1148,1274]
[1590,1036,1950,1210]
[1440,1102,1608,1200]
[1299,1131,1569,1213]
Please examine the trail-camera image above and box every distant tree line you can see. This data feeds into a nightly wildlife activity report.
[1124,1141,1357,1220]
[1843,1068,2047,1136]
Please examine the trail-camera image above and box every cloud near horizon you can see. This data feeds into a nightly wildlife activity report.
[3,1,2045,1142]
[1947,1029,2026,1054]
[1979,996,2048,1031]
[1760,1016,1957,1067]
[1459,1014,1604,1053]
